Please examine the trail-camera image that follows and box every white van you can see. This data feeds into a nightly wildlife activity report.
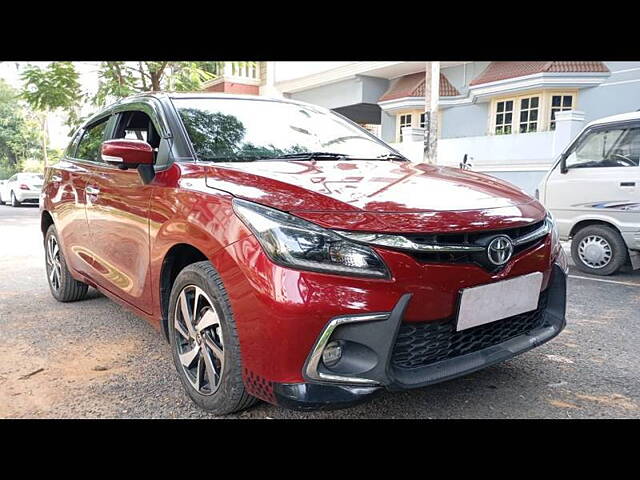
[537,111,640,276]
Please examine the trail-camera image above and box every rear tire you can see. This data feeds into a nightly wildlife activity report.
[45,224,89,302]
[11,191,21,207]
[168,261,257,415]
[571,225,627,276]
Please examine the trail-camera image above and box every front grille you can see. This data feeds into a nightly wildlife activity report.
[405,220,544,247]
[405,220,546,269]
[391,290,549,370]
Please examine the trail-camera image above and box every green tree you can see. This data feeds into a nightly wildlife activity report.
[20,62,83,168]
[0,79,42,178]
[92,61,255,107]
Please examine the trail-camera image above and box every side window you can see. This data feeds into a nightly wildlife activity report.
[76,118,109,162]
[111,110,161,150]
[65,130,83,158]
[566,125,640,169]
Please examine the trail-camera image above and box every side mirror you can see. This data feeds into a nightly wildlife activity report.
[101,139,154,169]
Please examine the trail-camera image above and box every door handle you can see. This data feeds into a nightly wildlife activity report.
[620,182,636,187]
[86,186,100,195]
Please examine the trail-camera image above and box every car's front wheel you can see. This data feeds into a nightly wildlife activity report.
[45,225,89,301]
[571,225,628,276]
[168,261,257,415]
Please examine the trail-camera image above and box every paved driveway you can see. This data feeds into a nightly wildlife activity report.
[1,204,639,418]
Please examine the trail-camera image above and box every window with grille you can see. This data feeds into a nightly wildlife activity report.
[550,95,574,130]
[398,114,413,141]
[495,100,514,135]
[519,96,540,133]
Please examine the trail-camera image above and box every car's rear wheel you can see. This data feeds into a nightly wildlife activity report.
[571,225,628,276]
[45,225,89,302]
[168,261,257,415]
[11,191,21,207]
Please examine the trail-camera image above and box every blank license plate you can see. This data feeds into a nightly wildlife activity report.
[456,272,543,332]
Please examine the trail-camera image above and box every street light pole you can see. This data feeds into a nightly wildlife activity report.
[423,61,440,164]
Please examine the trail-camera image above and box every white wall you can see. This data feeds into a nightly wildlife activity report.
[273,62,354,83]
[437,131,557,169]
[389,131,556,168]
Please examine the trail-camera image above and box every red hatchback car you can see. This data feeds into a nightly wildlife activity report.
[41,93,568,414]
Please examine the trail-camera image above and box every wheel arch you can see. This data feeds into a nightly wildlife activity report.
[159,243,209,341]
[41,210,55,236]
[569,218,623,238]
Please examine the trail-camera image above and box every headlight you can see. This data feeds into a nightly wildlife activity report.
[233,199,390,278]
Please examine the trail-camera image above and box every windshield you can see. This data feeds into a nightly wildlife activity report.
[171,97,401,161]
[20,174,43,181]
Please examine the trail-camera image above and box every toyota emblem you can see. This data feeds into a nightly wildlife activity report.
[487,235,514,266]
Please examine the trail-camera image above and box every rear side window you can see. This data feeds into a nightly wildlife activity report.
[75,118,109,162]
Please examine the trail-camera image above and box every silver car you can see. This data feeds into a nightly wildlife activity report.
[0,173,44,207]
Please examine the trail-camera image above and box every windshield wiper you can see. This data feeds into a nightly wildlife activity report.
[270,152,348,161]
[197,156,268,162]
[376,153,407,160]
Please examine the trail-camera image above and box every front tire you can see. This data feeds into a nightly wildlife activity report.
[571,225,628,276]
[45,225,89,302]
[11,191,21,207]
[168,261,257,415]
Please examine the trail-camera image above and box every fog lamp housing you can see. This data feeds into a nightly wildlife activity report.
[322,341,343,367]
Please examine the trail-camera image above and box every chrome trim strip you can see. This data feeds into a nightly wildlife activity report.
[512,221,551,246]
[305,312,390,385]
[336,219,551,253]
[101,154,123,163]
[336,232,485,253]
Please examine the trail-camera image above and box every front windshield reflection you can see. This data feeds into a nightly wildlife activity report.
[172,98,397,162]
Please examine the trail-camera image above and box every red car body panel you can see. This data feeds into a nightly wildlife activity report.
[43,158,559,388]
[41,95,566,410]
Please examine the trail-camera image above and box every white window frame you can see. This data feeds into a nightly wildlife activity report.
[490,90,578,135]
[493,98,515,135]
[394,110,442,143]
[517,95,540,133]
[549,93,577,130]
[397,113,413,142]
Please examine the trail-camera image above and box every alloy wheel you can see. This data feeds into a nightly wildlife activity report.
[46,235,62,291]
[173,285,225,395]
[577,234,612,269]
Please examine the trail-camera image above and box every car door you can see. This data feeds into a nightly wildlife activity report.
[84,107,159,314]
[545,121,640,237]
[50,119,108,278]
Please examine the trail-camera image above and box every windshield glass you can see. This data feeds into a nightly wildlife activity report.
[171,97,400,161]
[20,174,43,181]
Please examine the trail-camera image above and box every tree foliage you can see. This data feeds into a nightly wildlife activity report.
[0,79,42,178]
[92,61,244,107]
[20,62,85,146]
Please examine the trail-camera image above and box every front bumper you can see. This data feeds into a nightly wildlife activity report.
[273,264,566,411]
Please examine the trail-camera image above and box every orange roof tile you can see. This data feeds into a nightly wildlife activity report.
[378,72,460,102]
[469,61,609,86]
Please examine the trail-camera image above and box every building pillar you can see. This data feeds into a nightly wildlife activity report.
[552,110,585,157]
[423,62,440,164]
[259,61,283,98]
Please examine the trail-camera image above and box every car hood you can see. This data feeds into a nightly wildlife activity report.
[203,160,545,233]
